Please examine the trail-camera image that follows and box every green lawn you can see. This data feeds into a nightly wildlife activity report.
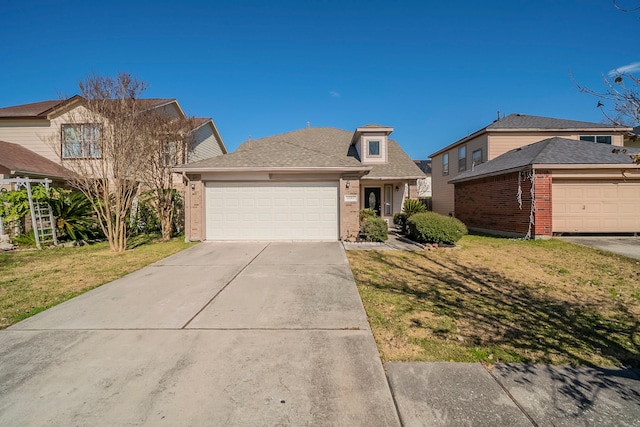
[0,237,196,328]
[347,235,640,367]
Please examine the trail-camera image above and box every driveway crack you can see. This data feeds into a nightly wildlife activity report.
[180,243,271,329]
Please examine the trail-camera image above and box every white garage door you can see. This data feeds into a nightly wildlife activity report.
[553,181,640,233]
[205,182,338,241]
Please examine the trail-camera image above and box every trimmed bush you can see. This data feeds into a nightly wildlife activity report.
[407,212,468,245]
[359,208,377,224]
[361,216,388,242]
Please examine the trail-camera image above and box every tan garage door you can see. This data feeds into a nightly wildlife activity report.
[553,181,640,233]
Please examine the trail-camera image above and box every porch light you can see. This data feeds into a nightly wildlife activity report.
[346,180,350,189]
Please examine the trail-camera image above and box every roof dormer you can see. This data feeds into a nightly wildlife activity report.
[351,124,393,164]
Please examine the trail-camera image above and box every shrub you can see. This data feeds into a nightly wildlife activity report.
[393,212,408,233]
[407,212,468,245]
[361,216,388,242]
[403,198,426,217]
[49,191,98,242]
[359,208,377,224]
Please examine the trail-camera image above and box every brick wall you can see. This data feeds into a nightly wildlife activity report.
[532,171,552,237]
[339,177,360,240]
[185,174,204,241]
[454,169,553,238]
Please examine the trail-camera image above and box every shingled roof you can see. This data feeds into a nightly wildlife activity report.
[430,113,633,157]
[0,97,176,120]
[0,141,71,179]
[176,126,425,178]
[450,137,640,183]
[486,114,624,130]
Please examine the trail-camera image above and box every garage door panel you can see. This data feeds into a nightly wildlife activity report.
[553,181,640,233]
[205,182,338,241]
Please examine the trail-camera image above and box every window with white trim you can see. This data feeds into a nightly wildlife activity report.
[368,140,381,156]
[443,153,449,175]
[472,149,483,167]
[62,124,101,159]
[458,145,466,172]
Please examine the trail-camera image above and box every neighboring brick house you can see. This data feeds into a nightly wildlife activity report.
[429,114,633,216]
[450,137,640,238]
[174,125,426,241]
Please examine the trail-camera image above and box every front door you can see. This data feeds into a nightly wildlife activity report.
[364,187,381,216]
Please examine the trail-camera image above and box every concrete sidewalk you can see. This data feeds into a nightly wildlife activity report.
[386,362,640,426]
[0,242,400,426]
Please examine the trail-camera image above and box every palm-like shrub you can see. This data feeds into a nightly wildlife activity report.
[394,199,427,234]
[403,199,426,216]
[49,191,98,241]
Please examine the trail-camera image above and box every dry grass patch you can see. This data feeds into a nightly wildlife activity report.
[347,235,640,367]
[0,238,196,328]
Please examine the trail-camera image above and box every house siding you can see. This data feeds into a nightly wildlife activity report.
[431,134,488,216]
[487,132,624,159]
[189,123,225,163]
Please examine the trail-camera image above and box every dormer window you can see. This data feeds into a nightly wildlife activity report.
[351,124,393,165]
[368,140,381,156]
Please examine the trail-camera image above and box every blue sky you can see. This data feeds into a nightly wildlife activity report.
[1,0,638,158]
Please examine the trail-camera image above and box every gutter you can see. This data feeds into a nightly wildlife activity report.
[173,166,372,174]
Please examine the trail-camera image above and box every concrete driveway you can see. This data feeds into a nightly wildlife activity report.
[0,242,400,426]
[558,236,640,260]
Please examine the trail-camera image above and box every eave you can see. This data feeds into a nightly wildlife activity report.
[174,166,372,175]
[449,163,640,184]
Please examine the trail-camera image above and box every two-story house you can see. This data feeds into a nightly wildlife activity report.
[0,96,227,175]
[174,124,426,241]
[429,114,633,216]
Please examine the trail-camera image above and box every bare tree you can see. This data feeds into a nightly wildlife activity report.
[575,71,640,127]
[139,113,197,241]
[59,73,154,252]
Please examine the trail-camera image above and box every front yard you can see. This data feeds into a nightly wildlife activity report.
[347,235,640,367]
[0,238,196,329]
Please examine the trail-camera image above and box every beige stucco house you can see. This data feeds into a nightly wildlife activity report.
[429,114,633,216]
[0,97,227,169]
[174,125,425,241]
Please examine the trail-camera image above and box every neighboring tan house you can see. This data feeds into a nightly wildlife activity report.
[450,138,640,238]
[0,97,227,168]
[174,125,426,241]
[429,114,633,216]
